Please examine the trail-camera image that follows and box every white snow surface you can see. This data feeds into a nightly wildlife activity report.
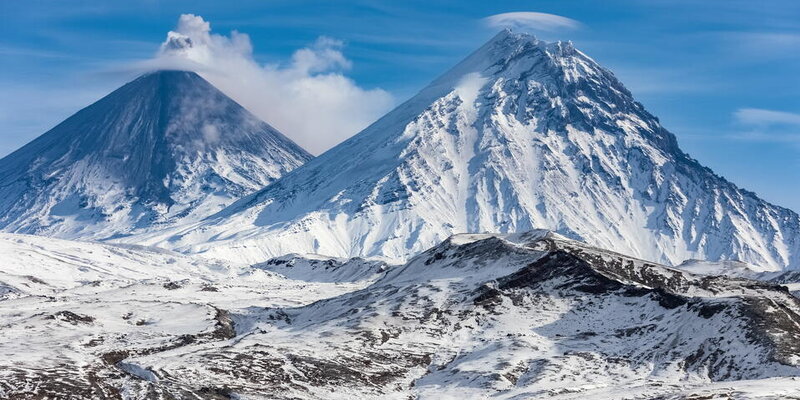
[128,31,800,270]
[253,253,394,283]
[0,232,381,397]
[4,231,799,398]
[0,70,311,240]
[677,259,768,278]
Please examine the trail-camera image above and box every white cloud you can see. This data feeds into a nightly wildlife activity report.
[735,108,800,126]
[484,12,581,33]
[731,108,800,144]
[723,32,800,59]
[201,124,220,144]
[136,14,393,154]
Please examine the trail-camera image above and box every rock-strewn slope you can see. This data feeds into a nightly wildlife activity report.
[30,231,795,399]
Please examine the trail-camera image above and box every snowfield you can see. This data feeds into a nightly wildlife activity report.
[0,233,378,398]
[2,231,800,399]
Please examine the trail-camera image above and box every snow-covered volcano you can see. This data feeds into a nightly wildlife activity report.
[0,70,312,239]
[138,31,800,269]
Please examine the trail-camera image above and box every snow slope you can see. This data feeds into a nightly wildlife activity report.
[6,231,795,398]
[0,233,380,399]
[253,253,393,283]
[0,70,311,240]
[135,31,800,270]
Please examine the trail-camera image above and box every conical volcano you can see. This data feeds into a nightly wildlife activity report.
[142,32,800,269]
[0,70,312,239]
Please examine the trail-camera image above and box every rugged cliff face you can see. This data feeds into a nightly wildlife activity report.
[0,70,311,240]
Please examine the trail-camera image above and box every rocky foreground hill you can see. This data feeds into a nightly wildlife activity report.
[2,231,800,399]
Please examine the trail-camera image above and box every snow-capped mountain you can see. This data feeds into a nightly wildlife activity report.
[0,70,311,239]
[5,231,799,398]
[144,30,800,269]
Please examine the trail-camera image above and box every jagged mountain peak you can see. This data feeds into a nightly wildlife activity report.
[0,70,312,239]
[448,30,612,86]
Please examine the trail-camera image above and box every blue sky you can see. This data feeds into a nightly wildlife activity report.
[1,0,799,211]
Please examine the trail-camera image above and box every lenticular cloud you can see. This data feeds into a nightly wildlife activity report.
[142,14,393,154]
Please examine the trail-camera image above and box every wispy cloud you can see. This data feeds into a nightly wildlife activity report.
[132,14,393,154]
[608,65,724,95]
[484,12,581,33]
[735,108,800,126]
[731,108,800,143]
[736,32,800,49]
[729,131,800,144]
[0,45,75,59]
[695,31,800,60]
